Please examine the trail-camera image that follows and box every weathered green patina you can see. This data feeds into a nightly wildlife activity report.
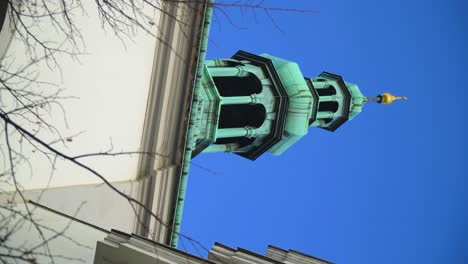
[189,52,374,161]
[170,2,406,246]
[169,0,213,247]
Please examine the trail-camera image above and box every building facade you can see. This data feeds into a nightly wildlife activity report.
[94,230,332,264]
[0,0,407,263]
[0,1,212,262]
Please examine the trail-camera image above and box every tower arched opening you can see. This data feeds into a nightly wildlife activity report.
[218,104,266,129]
[318,101,339,112]
[317,85,336,96]
[213,74,262,96]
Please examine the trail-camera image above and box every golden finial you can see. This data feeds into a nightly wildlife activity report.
[366,92,408,104]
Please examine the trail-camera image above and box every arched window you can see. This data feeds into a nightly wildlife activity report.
[318,101,339,113]
[213,73,262,96]
[317,85,336,96]
[218,104,266,129]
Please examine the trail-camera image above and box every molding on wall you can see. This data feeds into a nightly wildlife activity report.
[134,1,206,244]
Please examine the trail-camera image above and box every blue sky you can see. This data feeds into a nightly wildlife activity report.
[181,0,467,263]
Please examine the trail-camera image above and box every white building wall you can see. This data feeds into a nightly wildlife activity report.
[1,2,208,261]
[0,3,164,261]
[0,1,162,191]
[0,203,108,263]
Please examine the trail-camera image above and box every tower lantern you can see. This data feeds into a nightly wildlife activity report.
[190,50,406,160]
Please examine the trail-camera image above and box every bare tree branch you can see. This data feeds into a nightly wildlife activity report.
[0,0,317,262]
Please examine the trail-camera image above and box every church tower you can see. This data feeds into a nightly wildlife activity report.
[191,50,406,160]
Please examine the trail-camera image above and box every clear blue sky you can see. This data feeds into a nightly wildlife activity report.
[181,0,467,263]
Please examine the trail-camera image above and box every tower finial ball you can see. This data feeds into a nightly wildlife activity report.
[379,92,408,104]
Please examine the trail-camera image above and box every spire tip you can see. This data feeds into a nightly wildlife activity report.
[366,92,408,104]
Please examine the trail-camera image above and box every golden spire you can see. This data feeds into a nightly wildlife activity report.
[366,92,408,104]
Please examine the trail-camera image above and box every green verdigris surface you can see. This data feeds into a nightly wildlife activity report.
[259,54,313,155]
[171,32,406,247]
[189,52,370,159]
[171,14,387,246]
